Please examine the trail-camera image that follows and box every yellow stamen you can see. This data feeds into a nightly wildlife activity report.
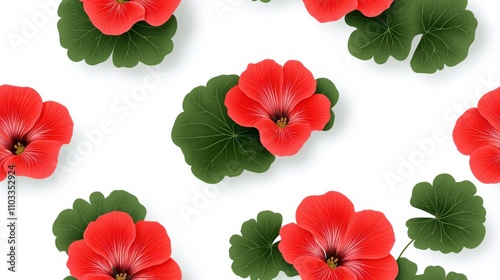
[327,256,339,269]
[14,142,25,155]
[116,273,127,280]
[276,117,287,128]
[116,0,128,3]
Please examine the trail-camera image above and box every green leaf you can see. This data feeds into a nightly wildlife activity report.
[396,258,467,280]
[229,211,298,280]
[315,78,339,131]
[171,75,275,184]
[406,174,486,253]
[252,0,271,2]
[52,190,147,253]
[64,276,77,280]
[346,0,477,73]
[57,0,177,67]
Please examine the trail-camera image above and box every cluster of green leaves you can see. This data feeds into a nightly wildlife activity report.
[52,190,147,253]
[396,258,467,280]
[57,0,177,67]
[396,174,486,279]
[346,0,477,73]
[229,211,298,280]
[171,75,339,184]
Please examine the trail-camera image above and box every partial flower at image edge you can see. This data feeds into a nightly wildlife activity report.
[453,86,500,184]
[0,84,73,181]
[66,211,182,280]
[81,0,181,35]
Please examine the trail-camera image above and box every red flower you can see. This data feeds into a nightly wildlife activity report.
[302,0,394,22]
[81,0,181,35]
[67,211,182,280]
[0,85,73,181]
[279,191,398,280]
[453,87,500,184]
[224,59,331,156]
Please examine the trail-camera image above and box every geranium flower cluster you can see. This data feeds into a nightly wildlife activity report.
[279,191,398,279]
[67,211,182,280]
[225,59,331,156]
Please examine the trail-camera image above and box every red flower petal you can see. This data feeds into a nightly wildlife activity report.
[3,140,64,179]
[282,60,317,110]
[469,146,500,183]
[255,119,312,156]
[343,255,398,280]
[24,101,73,144]
[338,210,395,261]
[0,85,42,141]
[128,221,172,275]
[302,0,358,22]
[225,86,270,127]
[132,259,182,280]
[278,223,325,264]
[83,211,136,271]
[0,137,11,181]
[452,108,500,155]
[293,255,357,280]
[295,191,355,252]
[289,94,331,131]
[238,59,284,115]
[133,0,180,26]
[67,240,113,279]
[477,87,500,132]
[82,275,114,280]
[82,274,116,280]
[82,0,145,35]
[357,0,394,17]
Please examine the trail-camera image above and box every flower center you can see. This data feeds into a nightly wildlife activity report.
[115,273,127,280]
[327,256,339,269]
[276,117,288,128]
[116,0,129,3]
[14,142,25,155]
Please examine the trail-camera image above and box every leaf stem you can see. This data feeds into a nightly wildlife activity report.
[397,239,415,260]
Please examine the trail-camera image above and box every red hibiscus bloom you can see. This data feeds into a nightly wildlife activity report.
[0,85,73,181]
[453,87,500,184]
[81,0,181,35]
[224,59,331,156]
[279,191,398,280]
[67,211,182,280]
[303,0,394,22]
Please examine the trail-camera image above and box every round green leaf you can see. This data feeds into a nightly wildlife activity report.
[57,0,177,67]
[52,190,147,253]
[315,78,339,131]
[406,174,486,253]
[396,258,467,280]
[396,257,418,280]
[64,276,77,280]
[346,0,477,73]
[171,75,275,184]
[229,211,298,280]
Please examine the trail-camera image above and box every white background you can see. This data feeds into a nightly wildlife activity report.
[1,0,499,279]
